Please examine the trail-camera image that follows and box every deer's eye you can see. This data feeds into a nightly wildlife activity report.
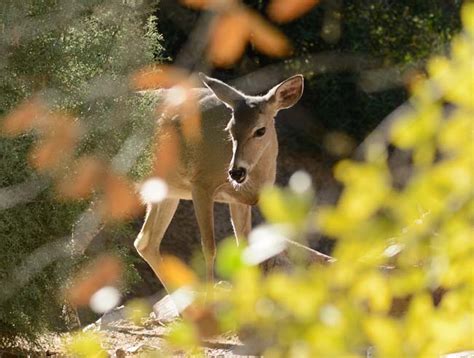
[254,127,266,137]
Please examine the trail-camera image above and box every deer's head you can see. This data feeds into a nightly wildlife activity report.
[201,74,304,186]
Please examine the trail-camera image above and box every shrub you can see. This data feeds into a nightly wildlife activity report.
[0,0,163,348]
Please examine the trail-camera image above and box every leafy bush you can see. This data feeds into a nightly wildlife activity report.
[162,4,473,356]
[0,0,163,348]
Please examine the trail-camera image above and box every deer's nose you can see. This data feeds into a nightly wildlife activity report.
[229,167,247,183]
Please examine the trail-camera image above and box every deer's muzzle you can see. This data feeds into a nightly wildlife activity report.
[229,167,247,184]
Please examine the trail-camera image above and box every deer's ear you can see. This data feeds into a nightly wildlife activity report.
[267,74,304,111]
[199,73,244,109]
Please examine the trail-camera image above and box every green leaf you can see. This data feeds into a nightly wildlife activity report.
[216,237,246,279]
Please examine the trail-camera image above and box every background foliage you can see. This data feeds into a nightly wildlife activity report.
[0,0,162,347]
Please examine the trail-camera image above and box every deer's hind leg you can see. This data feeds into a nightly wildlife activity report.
[134,199,179,292]
[229,203,251,245]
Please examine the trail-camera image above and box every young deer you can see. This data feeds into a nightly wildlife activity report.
[134,74,304,290]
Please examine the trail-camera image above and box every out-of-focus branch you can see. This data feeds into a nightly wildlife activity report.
[231,52,380,93]
[0,175,49,210]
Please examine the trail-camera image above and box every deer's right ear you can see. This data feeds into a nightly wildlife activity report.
[199,73,243,109]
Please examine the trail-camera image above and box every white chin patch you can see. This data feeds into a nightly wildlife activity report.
[229,177,247,188]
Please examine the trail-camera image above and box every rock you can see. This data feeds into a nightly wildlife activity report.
[93,305,127,330]
[114,348,126,358]
[125,344,155,353]
[442,351,474,358]
[152,294,180,323]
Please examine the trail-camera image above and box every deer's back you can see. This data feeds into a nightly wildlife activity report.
[149,88,234,198]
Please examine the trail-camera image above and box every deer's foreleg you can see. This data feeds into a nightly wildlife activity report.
[134,199,179,292]
[192,186,216,283]
[229,203,251,245]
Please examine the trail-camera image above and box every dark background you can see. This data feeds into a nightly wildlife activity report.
[157,0,461,140]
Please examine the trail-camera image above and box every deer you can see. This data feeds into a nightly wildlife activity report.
[134,73,304,292]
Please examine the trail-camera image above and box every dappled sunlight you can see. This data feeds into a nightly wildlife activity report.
[243,225,288,265]
[0,0,472,356]
[89,286,121,314]
[139,177,169,204]
[66,254,122,308]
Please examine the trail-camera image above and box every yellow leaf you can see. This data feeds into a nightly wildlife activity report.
[66,331,107,358]
[352,272,392,313]
[462,2,474,35]
[364,317,402,357]
[125,298,152,325]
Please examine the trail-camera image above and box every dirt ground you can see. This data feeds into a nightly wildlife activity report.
[0,294,257,358]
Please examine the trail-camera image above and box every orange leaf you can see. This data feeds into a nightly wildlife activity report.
[268,0,319,23]
[248,11,292,57]
[153,124,180,178]
[29,140,62,171]
[155,82,201,143]
[208,11,251,67]
[66,255,122,307]
[1,97,47,136]
[180,0,211,9]
[102,173,141,220]
[158,255,198,290]
[131,65,189,90]
[57,156,104,199]
[181,0,238,11]
[180,90,202,142]
[28,114,80,171]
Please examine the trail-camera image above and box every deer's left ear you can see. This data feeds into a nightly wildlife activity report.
[266,74,304,111]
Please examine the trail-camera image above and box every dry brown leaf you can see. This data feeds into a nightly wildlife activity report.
[153,124,180,178]
[102,173,142,219]
[268,0,319,23]
[1,97,48,136]
[208,11,251,67]
[66,255,123,307]
[183,305,220,338]
[158,255,198,290]
[131,65,189,90]
[57,156,104,199]
[248,10,292,57]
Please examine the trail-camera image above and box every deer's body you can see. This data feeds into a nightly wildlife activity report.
[157,88,277,205]
[134,74,303,290]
